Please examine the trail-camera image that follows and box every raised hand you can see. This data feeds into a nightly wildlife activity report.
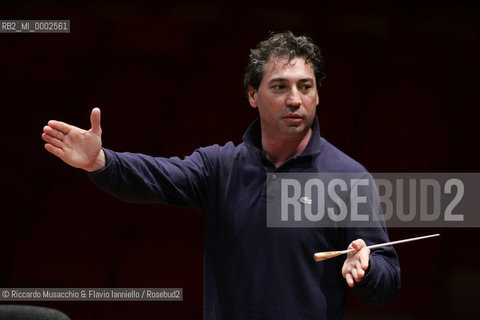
[42,107,105,172]
[342,239,370,287]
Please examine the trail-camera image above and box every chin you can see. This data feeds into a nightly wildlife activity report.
[283,125,306,135]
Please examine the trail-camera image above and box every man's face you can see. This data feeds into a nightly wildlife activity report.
[248,56,319,138]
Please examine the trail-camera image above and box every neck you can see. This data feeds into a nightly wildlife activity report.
[262,128,312,168]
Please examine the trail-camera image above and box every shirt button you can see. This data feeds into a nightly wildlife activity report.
[272,174,277,180]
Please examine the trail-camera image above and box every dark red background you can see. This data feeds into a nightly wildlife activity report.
[1,1,479,319]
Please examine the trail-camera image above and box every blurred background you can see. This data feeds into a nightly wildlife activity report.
[0,0,479,319]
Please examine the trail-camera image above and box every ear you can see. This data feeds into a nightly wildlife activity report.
[247,85,258,109]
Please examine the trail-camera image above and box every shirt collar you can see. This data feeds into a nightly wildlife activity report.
[243,116,324,157]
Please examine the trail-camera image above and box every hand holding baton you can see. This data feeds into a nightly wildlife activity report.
[314,233,440,262]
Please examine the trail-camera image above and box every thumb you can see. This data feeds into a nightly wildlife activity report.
[90,107,102,134]
[352,239,366,251]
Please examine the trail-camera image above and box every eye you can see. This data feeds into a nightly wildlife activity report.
[271,84,286,91]
[300,84,312,91]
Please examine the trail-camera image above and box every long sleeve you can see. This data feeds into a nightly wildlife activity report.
[87,148,213,212]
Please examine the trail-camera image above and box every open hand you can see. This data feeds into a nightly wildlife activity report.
[42,107,105,172]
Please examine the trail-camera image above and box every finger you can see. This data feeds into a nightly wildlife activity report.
[351,266,358,281]
[350,240,360,251]
[356,269,365,282]
[341,262,352,278]
[359,249,370,270]
[44,143,65,159]
[42,133,65,149]
[43,126,65,141]
[90,107,102,135]
[355,261,365,281]
[47,120,71,134]
[352,239,366,251]
[345,273,354,288]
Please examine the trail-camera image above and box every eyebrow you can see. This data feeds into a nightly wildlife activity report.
[268,77,314,84]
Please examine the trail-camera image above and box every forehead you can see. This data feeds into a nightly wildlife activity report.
[262,56,315,81]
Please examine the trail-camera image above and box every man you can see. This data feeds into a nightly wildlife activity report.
[42,31,400,319]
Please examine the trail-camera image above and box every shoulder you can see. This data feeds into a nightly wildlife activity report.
[194,141,251,165]
[316,137,368,173]
[196,141,247,156]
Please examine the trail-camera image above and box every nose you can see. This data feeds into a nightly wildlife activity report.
[286,87,302,108]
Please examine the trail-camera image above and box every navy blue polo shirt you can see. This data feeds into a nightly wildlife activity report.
[89,117,400,320]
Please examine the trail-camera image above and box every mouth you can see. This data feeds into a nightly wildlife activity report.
[282,113,304,124]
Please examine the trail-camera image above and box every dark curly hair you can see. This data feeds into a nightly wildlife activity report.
[244,31,325,92]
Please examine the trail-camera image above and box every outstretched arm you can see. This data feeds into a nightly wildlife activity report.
[42,108,105,172]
